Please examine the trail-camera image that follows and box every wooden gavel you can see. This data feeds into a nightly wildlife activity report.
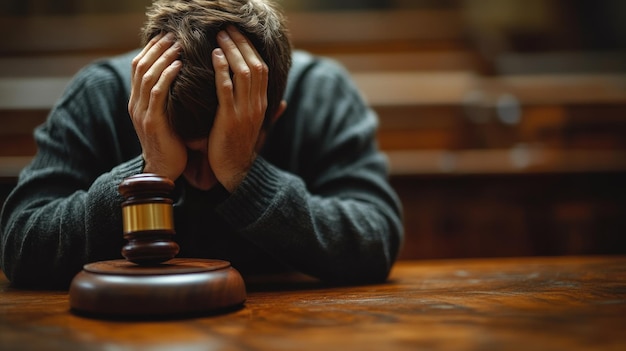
[68,173,246,317]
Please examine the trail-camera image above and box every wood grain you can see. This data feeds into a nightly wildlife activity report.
[1,256,625,350]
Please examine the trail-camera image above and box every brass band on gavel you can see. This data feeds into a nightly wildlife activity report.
[122,202,174,234]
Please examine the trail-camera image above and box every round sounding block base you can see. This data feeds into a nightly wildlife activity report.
[69,258,246,318]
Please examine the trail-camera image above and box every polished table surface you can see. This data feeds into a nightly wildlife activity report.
[1,256,625,351]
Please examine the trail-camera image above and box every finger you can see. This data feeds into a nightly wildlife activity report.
[216,29,251,104]
[133,36,180,114]
[225,26,268,114]
[142,40,181,96]
[132,33,178,107]
[130,33,165,107]
[225,26,267,71]
[212,48,235,113]
[147,60,182,117]
[131,32,168,88]
[131,33,164,78]
[136,33,165,67]
[132,34,170,113]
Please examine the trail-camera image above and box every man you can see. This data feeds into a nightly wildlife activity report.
[0,0,403,288]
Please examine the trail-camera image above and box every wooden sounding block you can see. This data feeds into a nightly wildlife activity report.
[69,174,246,318]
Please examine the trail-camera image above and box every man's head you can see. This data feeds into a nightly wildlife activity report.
[141,0,292,140]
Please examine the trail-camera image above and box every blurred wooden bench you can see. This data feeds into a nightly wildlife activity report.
[4,70,626,176]
[0,8,478,175]
[0,8,478,67]
[2,9,626,260]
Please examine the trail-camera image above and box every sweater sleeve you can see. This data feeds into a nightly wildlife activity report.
[0,62,141,288]
[215,55,404,285]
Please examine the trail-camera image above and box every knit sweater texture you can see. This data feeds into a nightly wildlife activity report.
[0,50,403,288]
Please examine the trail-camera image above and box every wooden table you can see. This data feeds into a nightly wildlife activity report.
[1,256,625,350]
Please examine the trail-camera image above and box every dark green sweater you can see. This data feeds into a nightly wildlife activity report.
[0,50,403,288]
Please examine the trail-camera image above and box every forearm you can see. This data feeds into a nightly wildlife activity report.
[0,157,143,288]
[216,157,403,284]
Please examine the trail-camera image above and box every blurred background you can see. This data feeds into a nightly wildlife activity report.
[1,0,625,259]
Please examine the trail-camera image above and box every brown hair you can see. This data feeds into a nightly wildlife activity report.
[141,0,292,140]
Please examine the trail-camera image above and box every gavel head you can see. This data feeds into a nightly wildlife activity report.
[118,173,180,265]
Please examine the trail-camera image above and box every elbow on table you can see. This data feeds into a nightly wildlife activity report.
[0,230,77,289]
[320,255,395,286]
[318,239,400,286]
[322,222,403,285]
[1,254,76,289]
